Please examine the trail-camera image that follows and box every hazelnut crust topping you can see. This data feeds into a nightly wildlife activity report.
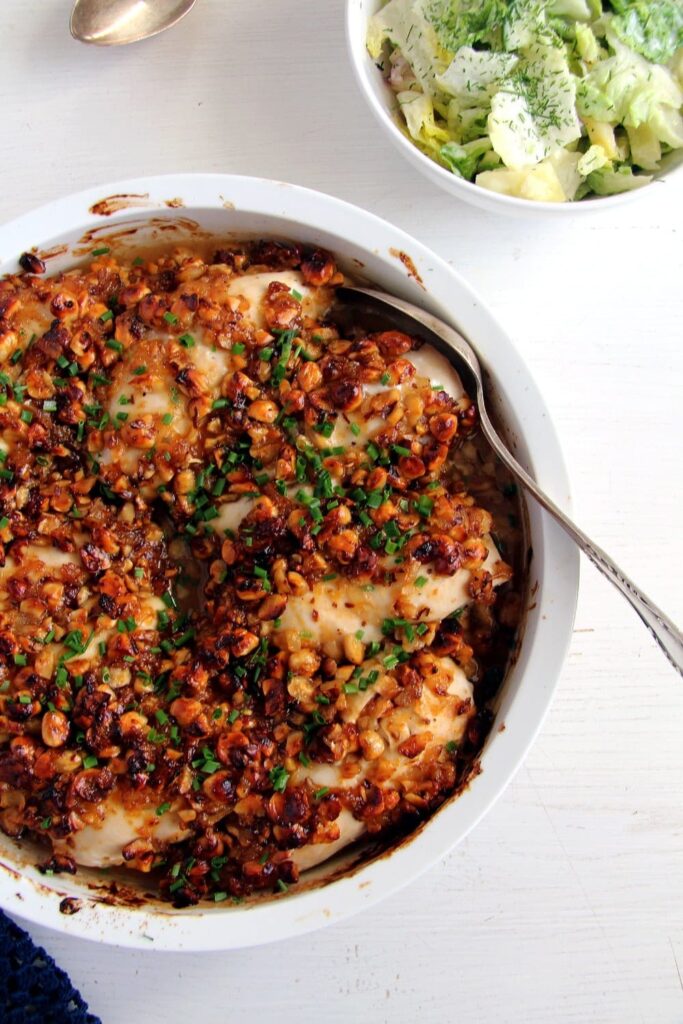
[0,240,521,906]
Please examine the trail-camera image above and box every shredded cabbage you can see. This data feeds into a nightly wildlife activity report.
[367,0,683,201]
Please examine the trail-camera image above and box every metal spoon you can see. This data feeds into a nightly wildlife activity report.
[70,0,197,46]
[336,285,683,676]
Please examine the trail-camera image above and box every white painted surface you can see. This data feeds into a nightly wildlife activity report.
[0,2,681,1021]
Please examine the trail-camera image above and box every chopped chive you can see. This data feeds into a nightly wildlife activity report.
[414,495,434,518]
[163,311,178,325]
[269,765,289,793]
[315,420,334,439]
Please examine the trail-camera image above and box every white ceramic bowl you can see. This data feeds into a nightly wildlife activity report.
[0,174,578,949]
[346,0,683,217]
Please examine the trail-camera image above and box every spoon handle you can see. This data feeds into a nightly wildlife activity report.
[478,407,683,676]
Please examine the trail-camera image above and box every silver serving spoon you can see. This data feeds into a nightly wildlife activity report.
[70,0,197,46]
[336,285,683,676]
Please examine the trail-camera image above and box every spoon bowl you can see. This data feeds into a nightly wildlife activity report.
[336,285,683,676]
[70,0,197,46]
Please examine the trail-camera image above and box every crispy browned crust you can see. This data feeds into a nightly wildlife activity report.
[0,242,521,905]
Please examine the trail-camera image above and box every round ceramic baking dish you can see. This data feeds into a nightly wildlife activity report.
[0,174,578,949]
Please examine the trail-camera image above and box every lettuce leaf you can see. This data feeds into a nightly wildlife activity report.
[586,164,652,192]
[439,137,493,178]
[436,47,518,104]
[578,41,683,153]
[488,43,581,168]
[367,0,445,94]
[608,0,683,64]
[421,0,556,52]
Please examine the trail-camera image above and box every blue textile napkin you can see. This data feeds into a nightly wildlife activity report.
[0,909,101,1023]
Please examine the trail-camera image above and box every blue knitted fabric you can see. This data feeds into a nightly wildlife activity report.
[0,910,101,1024]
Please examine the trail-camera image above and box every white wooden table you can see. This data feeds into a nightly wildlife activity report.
[1,2,682,1021]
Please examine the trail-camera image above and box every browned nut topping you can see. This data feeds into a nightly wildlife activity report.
[170,698,202,727]
[343,634,365,665]
[429,412,458,442]
[248,399,279,423]
[19,251,46,274]
[41,711,69,748]
[300,250,336,286]
[0,239,518,909]
[297,361,322,392]
[359,729,385,760]
[288,649,321,676]
[258,593,288,621]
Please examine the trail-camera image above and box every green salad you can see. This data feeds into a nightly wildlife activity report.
[367,0,683,201]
